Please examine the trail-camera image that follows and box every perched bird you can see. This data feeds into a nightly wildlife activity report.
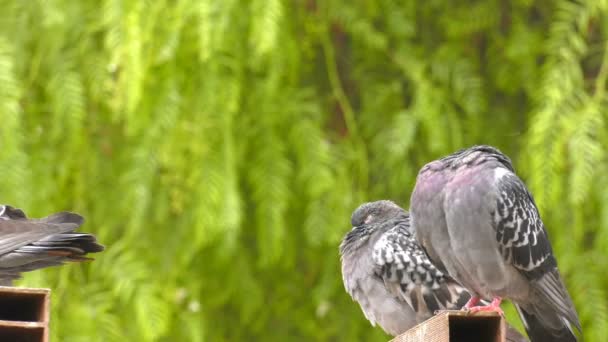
[340,200,527,341]
[0,205,104,285]
[410,145,581,341]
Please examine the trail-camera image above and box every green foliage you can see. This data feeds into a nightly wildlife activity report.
[0,0,606,340]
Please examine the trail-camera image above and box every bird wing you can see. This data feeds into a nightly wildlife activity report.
[493,173,555,278]
[493,172,581,335]
[372,218,469,319]
[0,205,84,256]
[340,224,419,336]
[0,205,103,285]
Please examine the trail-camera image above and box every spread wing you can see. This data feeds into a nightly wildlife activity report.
[373,217,469,319]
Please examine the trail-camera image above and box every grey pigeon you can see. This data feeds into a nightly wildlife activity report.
[340,200,527,341]
[0,205,104,285]
[410,145,581,341]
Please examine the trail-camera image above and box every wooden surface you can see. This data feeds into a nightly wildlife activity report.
[391,310,505,342]
[0,286,50,342]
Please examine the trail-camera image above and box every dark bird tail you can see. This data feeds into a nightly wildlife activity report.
[0,206,104,285]
[22,211,104,260]
[515,270,581,342]
[505,324,530,342]
[39,211,85,226]
[516,305,578,342]
[23,231,105,260]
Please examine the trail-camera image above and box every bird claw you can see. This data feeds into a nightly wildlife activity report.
[465,305,504,316]
[464,297,504,316]
[462,296,480,310]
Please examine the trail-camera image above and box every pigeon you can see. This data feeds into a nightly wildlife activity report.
[340,200,527,341]
[0,205,104,285]
[410,145,581,341]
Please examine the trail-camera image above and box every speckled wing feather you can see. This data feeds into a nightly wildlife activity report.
[494,171,581,339]
[494,173,554,278]
[372,216,469,319]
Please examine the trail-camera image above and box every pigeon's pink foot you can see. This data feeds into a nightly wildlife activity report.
[462,296,480,310]
[467,297,504,316]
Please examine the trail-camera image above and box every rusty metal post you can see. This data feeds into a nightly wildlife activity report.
[391,310,506,342]
[0,286,50,342]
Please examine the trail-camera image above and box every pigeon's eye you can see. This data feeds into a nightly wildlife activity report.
[364,214,373,224]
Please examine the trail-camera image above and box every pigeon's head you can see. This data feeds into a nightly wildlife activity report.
[350,200,405,227]
[432,145,514,172]
[341,200,407,256]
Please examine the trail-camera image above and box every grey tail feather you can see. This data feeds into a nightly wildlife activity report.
[37,212,102,254]
[516,304,578,342]
[28,233,105,255]
[532,269,581,335]
[40,212,85,226]
[505,324,529,342]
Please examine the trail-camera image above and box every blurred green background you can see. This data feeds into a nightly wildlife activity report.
[0,0,607,340]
